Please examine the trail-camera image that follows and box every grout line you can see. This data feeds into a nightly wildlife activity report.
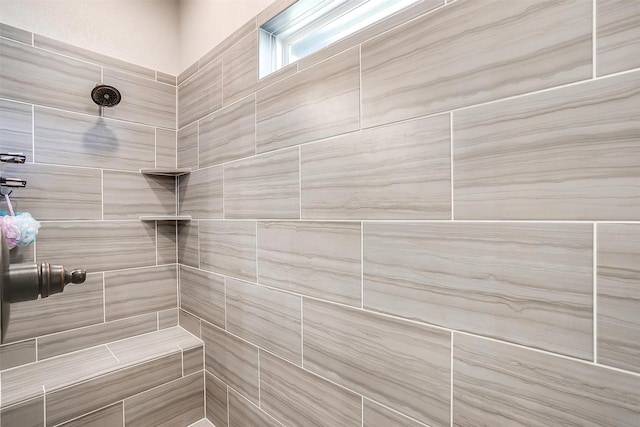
[105,345,121,363]
[593,0,597,78]
[450,111,454,220]
[178,344,185,376]
[361,395,364,427]
[42,385,46,426]
[593,222,598,363]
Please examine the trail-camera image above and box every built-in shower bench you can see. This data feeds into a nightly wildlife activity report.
[1,327,204,426]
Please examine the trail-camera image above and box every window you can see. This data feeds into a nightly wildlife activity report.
[259,0,421,78]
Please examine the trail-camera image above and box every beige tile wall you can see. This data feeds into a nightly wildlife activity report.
[0,24,180,384]
[176,0,640,426]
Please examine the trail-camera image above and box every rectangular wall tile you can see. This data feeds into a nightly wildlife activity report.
[453,333,640,426]
[302,114,451,219]
[184,347,204,375]
[178,166,223,218]
[361,0,592,128]
[157,72,176,86]
[105,265,177,321]
[45,353,181,426]
[3,273,103,343]
[454,71,640,220]
[597,223,640,373]
[103,68,176,129]
[157,222,177,265]
[365,222,593,359]
[363,399,426,427]
[0,37,101,114]
[199,94,255,168]
[178,61,198,85]
[179,265,225,329]
[178,57,222,128]
[2,162,101,220]
[206,372,228,427]
[199,18,256,70]
[104,170,176,219]
[223,31,258,105]
[1,396,44,427]
[37,313,157,360]
[0,23,32,44]
[224,148,299,219]
[229,389,283,427]
[258,221,361,305]
[179,309,201,338]
[256,47,359,153]
[201,322,259,404]
[260,351,361,427]
[158,308,178,329]
[199,220,256,281]
[34,107,155,170]
[156,128,176,169]
[178,221,199,267]
[58,402,123,427]
[0,99,32,159]
[124,373,203,427]
[177,121,198,168]
[36,221,156,273]
[303,299,450,426]
[106,327,200,366]
[596,0,640,76]
[227,279,301,364]
[0,339,36,371]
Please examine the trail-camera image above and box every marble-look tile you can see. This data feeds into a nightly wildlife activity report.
[178,166,223,218]
[34,35,155,80]
[0,99,32,159]
[199,94,255,168]
[2,162,101,220]
[103,68,176,129]
[1,396,43,427]
[177,122,198,169]
[104,265,177,321]
[199,220,256,281]
[597,223,640,373]
[256,47,359,153]
[201,322,259,404]
[184,347,203,375]
[303,299,450,427]
[0,37,100,115]
[256,62,298,92]
[3,273,103,343]
[223,149,299,219]
[36,221,156,273]
[453,333,640,426]
[58,402,123,427]
[34,106,155,171]
[2,345,118,407]
[158,308,179,329]
[37,313,157,360]
[365,222,593,359]
[124,372,203,427]
[157,72,177,86]
[363,399,427,427]
[156,128,176,169]
[223,31,258,105]
[178,57,222,128]
[178,221,199,267]
[454,71,640,220]
[301,114,450,219]
[260,351,361,427]
[0,339,36,371]
[0,23,32,45]
[9,244,34,264]
[157,222,177,265]
[596,0,640,76]
[190,419,216,427]
[106,327,201,366]
[180,265,225,329]
[104,170,176,219]
[179,309,201,338]
[257,221,361,305]
[229,389,283,427]
[206,372,228,427]
[199,18,256,70]
[361,0,592,128]
[46,353,181,426]
[178,61,199,85]
[227,278,301,364]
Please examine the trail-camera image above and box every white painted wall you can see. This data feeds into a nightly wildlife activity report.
[0,0,181,74]
[178,0,273,71]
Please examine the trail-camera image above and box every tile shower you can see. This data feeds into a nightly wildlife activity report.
[1,0,639,426]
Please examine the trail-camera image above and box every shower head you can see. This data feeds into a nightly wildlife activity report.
[91,85,121,107]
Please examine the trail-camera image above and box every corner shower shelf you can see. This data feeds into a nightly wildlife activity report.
[139,215,192,222]
[139,168,192,176]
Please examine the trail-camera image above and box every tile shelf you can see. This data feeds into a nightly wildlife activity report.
[139,168,192,176]
[139,215,192,221]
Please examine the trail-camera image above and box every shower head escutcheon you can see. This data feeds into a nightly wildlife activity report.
[91,84,121,107]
